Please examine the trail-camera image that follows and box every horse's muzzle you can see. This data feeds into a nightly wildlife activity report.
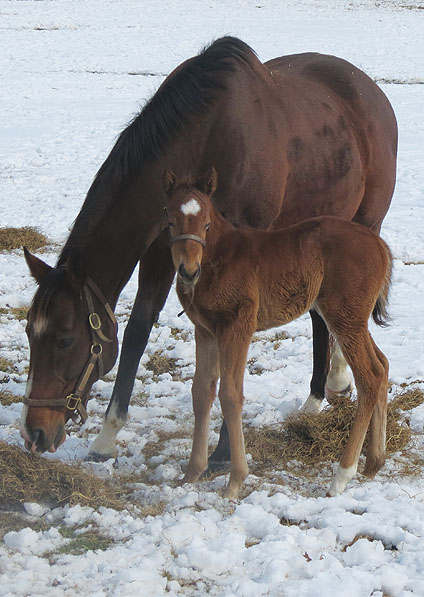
[24,423,66,454]
[178,263,201,286]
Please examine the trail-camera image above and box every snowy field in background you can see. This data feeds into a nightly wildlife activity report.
[1,1,424,595]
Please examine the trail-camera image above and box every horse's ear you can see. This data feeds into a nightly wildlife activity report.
[24,247,52,285]
[163,169,177,194]
[65,247,87,288]
[198,167,217,195]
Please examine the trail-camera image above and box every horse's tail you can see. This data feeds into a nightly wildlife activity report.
[372,242,393,327]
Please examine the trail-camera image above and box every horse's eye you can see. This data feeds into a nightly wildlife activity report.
[205,223,210,232]
[56,337,74,350]
[169,222,174,228]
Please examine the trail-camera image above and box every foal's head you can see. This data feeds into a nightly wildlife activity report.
[163,168,217,288]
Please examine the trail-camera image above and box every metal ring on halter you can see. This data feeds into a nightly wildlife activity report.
[89,312,102,330]
[91,343,103,355]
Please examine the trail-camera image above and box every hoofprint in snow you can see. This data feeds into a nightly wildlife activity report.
[1,1,424,595]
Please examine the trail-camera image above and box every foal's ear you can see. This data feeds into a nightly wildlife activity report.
[198,167,218,195]
[163,169,177,194]
[24,247,52,285]
[65,246,87,288]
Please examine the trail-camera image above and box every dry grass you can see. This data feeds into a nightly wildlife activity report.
[0,391,23,406]
[143,429,190,459]
[245,388,424,472]
[0,356,14,373]
[146,350,178,377]
[0,441,124,510]
[0,227,48,252]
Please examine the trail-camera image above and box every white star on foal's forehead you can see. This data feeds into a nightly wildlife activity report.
[180,198,201,216]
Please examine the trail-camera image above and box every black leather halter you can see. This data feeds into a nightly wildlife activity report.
[23,277,117,424]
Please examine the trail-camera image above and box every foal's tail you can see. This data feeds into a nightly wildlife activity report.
[372,243,393,327]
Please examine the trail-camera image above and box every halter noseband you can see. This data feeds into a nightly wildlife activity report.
[170,234,206,248]
[23,277,117,424]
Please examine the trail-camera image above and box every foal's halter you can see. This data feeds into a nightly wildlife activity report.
[169,234,206,248]
[23,277,117,424]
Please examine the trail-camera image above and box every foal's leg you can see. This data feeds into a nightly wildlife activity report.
[217,319,255,499]
[302,310,330,412]
[183,327,219,483]
[88,237,175,460]
[363,338,389,478]
[328,330,387,496]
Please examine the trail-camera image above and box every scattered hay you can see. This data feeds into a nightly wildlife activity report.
[146,350,177,377]
[0,441,124,510]
[0,391,22,406]
[0,356,14,373]
[0,511,49,541]
[143,429,190,459]
[245,389,424,470]
[0,227,48,252]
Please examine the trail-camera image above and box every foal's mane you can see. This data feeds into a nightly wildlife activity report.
[59,37,257,263]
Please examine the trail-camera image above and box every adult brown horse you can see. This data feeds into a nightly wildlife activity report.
[21,37,397,461]
[163,168,391,498]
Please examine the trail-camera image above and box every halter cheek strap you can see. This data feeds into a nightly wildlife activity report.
[23,277,117,424]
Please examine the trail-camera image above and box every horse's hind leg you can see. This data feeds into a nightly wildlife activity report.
[326,340,353,396]
[328,330,387,496]
[88,236,175,460]
[302,310,330,412]
[363,338,389,478]
[183,327,219,484]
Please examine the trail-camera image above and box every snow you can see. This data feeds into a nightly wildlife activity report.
[1,0,424,595]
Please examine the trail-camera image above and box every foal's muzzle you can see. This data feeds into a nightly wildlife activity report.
[178,263,201,286]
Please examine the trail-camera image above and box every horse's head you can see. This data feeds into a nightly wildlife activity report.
[21,248,118,453]
[163,167,217,289]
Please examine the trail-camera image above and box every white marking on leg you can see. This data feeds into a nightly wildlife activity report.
[328,463,357,496]
[19,373,33,441]
[181,199,201,216]
[301,394,324,413]
[88,401,126,458]
[327,342,353,393]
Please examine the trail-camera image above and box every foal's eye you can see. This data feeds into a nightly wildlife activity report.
[56,337,74,350]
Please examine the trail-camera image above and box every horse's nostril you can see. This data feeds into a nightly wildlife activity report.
[178,264,200,282]
[32,428,46,452]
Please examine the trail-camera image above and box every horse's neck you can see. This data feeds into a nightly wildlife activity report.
[61,169,163,307]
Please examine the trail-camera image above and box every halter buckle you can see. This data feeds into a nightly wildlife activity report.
[66,394,81,411]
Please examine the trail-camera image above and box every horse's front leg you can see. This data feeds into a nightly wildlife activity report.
[182,326,219,484]
[88,236,175,460]
[217,316,255,500]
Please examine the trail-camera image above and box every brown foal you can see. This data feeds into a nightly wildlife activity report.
[164,168,392,499]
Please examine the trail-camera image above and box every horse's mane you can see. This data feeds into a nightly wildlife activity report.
[59,37,257,263]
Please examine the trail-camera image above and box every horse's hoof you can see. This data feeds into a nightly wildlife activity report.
[205,460,231,475]
[85,451,116,463]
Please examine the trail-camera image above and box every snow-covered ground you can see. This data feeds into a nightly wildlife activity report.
[1,1,424,595]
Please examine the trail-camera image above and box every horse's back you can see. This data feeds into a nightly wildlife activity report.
[260,53,397,231]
